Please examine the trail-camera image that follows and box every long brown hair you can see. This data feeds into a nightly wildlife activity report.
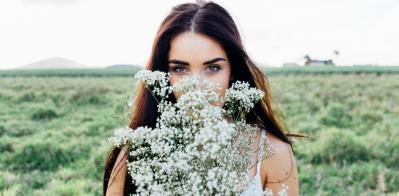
[103,1,294,194]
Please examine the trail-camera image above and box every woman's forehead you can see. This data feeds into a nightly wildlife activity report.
[168,32,227,62]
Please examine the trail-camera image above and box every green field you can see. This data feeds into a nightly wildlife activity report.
[0,67,398,195]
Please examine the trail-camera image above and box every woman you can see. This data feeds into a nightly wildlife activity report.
[103,1,299,195]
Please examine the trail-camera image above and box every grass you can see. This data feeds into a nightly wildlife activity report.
[0,69,398,195]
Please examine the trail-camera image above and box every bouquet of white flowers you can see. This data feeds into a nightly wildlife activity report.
[108,70,282,195]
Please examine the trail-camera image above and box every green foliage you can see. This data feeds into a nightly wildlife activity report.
[0,136,14,154]
[8,141,76,172]
[270,74,399,194]
[0,125,5,137]
[298,163,392,195]
[0,184,21,196]
[0,76,134,195]
[320,103,353,128]
[378,136,399,169]
[69,90,107,106]
[300,128,372,165]
[17,91,36,102]
[30,107,59,121]
[1,122,38,137]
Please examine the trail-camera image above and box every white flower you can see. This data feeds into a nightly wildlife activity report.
[107,126,134,147]
[172,75,222,103]
[134,69,172,99]
[224,81,265,120]
[107,70,281,195]
[134,69,169,87]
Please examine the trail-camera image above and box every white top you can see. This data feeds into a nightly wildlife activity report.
[240,129,266,196]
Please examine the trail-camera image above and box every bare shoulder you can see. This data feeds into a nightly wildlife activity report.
[260,132,299,195]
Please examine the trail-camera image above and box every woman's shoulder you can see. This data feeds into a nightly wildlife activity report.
[260,129,299,195]
[106,145,129,196]
[262,132,294,174]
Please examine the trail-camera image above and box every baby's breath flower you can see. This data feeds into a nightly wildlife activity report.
[224,81,265,121]
[134,69,168,87]
[107,70,283,195]
[134,69,172,100]
[172,75,222,103]
[107,126,134,147]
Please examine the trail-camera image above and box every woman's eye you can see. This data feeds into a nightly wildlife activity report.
[171,65,188,73]
[206,64,221,72]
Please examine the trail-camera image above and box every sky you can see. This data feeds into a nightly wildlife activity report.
[0,0,398,69]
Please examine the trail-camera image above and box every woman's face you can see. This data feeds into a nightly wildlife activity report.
[167,31,233,107]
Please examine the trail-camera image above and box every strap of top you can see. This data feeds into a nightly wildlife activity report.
[256,129,265,175]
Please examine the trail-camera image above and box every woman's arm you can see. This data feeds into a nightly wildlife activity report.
[260,134,299,195]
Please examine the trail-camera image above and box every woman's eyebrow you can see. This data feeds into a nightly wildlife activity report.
[168,59,189,65]
[203,57,226,65]
[168,57,226,66]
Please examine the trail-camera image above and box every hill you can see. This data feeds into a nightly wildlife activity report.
[19,57,89,69]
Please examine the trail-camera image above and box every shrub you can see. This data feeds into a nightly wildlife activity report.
[320,102,353,128]
[385,169,399,192]
[0,184,21,196]
[30,107,58,120]
[17,91,36,102]
[379,138,399,169]
[307,128,372,165]
[69,90,106,106]
[299,163,389,195]
[2,122,37,137]
[0,136,14,154]
[8,141,76,172]
[0,125,5,137]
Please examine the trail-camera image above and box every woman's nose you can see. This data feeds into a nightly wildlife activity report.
[190,70,205,79]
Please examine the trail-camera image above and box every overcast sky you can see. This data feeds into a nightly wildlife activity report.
[0,0,398,69]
